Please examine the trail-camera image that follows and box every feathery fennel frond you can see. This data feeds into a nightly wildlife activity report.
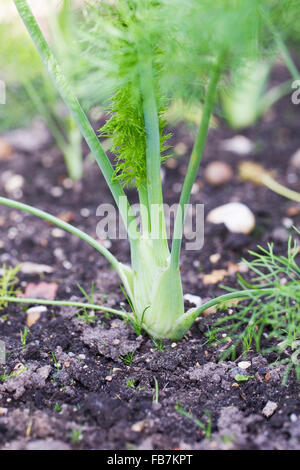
[83,0,170,186]
[0,265,20,310]
[100,87,170,187]
[210,233,300,382]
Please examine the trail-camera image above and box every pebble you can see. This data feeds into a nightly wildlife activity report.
[20,262,54,275]
[0,407,8,415]
[4,174,24,194]
[262,401,278,418]
[78,354,86,360]
[165,158,177,169]
[282,217,293,229]
[131,421,146,432]
[207,202,255,234]
[63,261,72,270]
[105,376,112,382]
[174,142,188,156]
[191,183,199,194]
[26,306,47,327]
[62,178,74,189]
[183,293,202,308]
[80,208,90,218]
[221,135,253,155]
[237,361,251,370]
[51,228,65,238]
[290,149,300,168]
[50,186,63,198]
[101,239,112,249]
[209,253,221,264]
[8,227,18,239]
[290,413,298,423]
[204,161,233,186]
[54,248,65,260]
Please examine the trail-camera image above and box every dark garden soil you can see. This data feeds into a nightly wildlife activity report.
[0,62,299,451]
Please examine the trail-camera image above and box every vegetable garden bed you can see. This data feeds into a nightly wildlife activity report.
[0,76,299,449]
[0,0,299,452]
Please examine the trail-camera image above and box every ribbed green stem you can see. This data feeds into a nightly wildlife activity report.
[13,0,138,242]
[173,288,276,332]
[0,196,119,271]
[138,181,151,234]
[0,296,127,318]
[171,62,221,270]
[139,56,168,259]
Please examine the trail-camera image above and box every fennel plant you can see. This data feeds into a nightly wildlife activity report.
[222,30,300,130]
[0,0,83,180]
[0,0,297,340]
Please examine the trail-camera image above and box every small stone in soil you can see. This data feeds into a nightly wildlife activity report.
[20,262,54,275]
[4,174,24,195]
[51,228,65,238]
[262,401,278,418]
[131,421,146,432]
[207,202,255,235]
[221,135,253,155]
[209,253,221,264]
[290,148,300,168]
[50,186,63,198]
[204,161,233,186]
[26,306,47,327]
[174,142,187,156]
[237,361,251,370]
[183,293,202,307]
